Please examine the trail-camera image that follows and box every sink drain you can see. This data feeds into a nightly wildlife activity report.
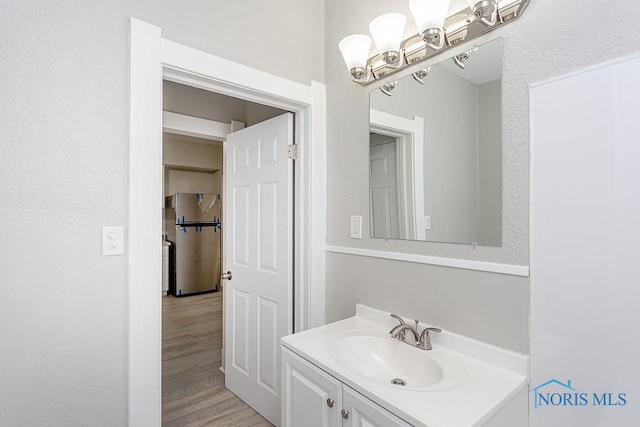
[390,378,406,386]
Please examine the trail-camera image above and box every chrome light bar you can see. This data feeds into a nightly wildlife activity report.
[348,0,529,85]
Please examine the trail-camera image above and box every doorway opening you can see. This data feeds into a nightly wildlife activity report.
[128,19,326,426]
[161,81,289,425]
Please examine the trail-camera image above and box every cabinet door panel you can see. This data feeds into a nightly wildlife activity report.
[281,348,342,427]
[342,386,413,427]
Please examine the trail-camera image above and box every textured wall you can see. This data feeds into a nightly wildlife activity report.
[0,1,323,425]
[324,0,640,352]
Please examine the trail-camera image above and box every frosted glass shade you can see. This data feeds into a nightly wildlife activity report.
[338,34,372,71]
[369,13,407,55]
[410,0,451,33]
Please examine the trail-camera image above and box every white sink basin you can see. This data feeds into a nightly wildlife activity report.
[329,330,465,391]
[282,304,530,426]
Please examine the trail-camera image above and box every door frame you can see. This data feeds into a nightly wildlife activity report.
[128,18,326,426]
[370,109,425,240]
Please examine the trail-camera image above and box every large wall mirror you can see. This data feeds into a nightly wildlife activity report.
[369,38,502,247]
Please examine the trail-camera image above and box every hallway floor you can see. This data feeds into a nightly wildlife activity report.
[162,292,272,427]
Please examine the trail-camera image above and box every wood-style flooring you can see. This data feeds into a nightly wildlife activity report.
[162,292,273,427]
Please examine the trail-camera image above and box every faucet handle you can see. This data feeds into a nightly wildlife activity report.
[390,314,405,325]
[389,314,406,341]
[418,327,441,350]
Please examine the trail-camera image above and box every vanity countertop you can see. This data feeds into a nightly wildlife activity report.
[281,304,529,427]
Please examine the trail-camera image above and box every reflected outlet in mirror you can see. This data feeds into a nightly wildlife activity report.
[369,38,502,247]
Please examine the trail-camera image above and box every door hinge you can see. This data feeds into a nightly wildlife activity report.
[288,144,298,160]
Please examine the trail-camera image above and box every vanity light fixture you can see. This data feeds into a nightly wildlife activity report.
[452,46,478,69]
[380,81,398,96]
[369,13,407,67]
[338,0,529,85]
[410,0,450,50]
[468,0,498,26]
[412,67,431,84]
[338,34,372,80]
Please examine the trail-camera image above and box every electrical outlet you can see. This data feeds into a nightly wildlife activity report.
[350,215,362,239]
[425,216,431,230]
[102,226,124,256]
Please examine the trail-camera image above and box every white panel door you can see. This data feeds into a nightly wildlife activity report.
[369,142,400,239]
[530,57,640,426]
[224,113,294,425]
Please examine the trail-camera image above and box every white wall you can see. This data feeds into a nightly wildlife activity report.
[0,1,324,425]
[324,0,640,356]
[530,55,640,426]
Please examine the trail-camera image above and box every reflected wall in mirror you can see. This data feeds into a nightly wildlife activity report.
[369,38,502,247]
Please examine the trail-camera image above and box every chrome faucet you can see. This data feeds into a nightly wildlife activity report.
[389,314,441,350]
[390,322,421,343]
[389,314,407,341]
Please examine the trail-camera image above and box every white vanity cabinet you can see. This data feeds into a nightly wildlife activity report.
[281,346,341,427]
[342,385,412,427]
[281,305,530,426]
[282,347,412,427]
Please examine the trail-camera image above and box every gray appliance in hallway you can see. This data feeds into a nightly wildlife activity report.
[165,193,222,297]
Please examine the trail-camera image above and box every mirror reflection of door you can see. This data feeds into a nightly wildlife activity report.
[369,110,425,242]
[369,133,400,239]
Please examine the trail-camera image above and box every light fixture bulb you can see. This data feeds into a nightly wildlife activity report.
[369,13,407,64]
[338,34,372,79]
[410,0,451,34]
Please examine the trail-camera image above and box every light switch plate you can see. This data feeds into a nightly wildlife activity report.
[425,215,431,230]
[102,226,124,256]
[350,215,362,239]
